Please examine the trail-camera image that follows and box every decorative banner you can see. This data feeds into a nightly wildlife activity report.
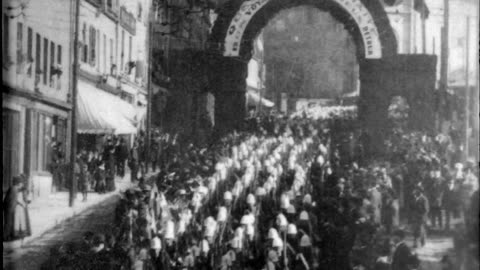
[224,0,383,59]
[224,0,270,56]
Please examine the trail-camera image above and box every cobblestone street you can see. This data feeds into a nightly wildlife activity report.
[3,194,120,270]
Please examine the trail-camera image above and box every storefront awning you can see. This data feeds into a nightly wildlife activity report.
[246,89,274,108]
[77,81,137,134]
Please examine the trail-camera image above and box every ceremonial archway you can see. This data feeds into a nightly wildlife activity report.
[208,0,435,141]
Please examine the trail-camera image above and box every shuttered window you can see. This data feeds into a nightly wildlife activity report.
[2,109,21,190]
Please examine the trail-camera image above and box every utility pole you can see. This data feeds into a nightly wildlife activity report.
[464,16,470,160]
[421,5,426,53]
[439,0,449,130]
[145,4,154,173]
[69,0,80,207]
[475,6,480,162]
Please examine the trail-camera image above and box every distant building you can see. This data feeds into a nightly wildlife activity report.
[76,0,150,151]
[383,0,478,88]
[262,6,359,112]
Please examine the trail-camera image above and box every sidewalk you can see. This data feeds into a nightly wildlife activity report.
[3,173,133,251]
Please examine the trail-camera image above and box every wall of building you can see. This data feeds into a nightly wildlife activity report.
[385,0,478,86]
[151,0,214,141]
[2,0,74,193]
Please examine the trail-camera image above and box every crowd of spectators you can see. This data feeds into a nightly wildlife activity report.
[36,114,478,270]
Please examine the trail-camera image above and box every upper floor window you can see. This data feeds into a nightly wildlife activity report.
[57,45,62,90]
[3,14,10,63]
[89,26,96,66]
[43,38,48,85]
[35,33,41,75]
[27,27,33,76]
[50,41,55,87]
[137,3,142,20]
[16,22,24,74]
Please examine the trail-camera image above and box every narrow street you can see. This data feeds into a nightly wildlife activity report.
[3,195,120,270]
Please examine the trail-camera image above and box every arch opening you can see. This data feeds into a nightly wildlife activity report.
[208,0,398,133]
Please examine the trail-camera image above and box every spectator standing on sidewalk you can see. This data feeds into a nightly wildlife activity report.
[428,171,444,229]
[103,136,116,177]
[130,141,140,182]
[412,186,429,248]
[3,175,32,242]
[50,141,65,192]
[94,162,107,194]
[443,178,459,231]
[79,160,89,202]
[116,137,129,178]
[151,130,161,172]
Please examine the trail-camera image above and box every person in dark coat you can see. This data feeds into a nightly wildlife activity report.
[115,137,129,178]
[78,160,89,202]
[391,229,419,270]
[104,138,116,192]
[442,178,459,231]
[130,141,140,182]
[94,163,107,194]
[412,187,429,247]
[3,175,32,241]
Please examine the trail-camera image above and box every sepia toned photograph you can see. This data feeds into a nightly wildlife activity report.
[2,0,479,269]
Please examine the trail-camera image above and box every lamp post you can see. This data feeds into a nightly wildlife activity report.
[69,0,80,207]
[464,16,470,161]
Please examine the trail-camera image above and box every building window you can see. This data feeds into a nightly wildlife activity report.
[27,27,33,76]
[57,45,62,90]
[81,23,88,63]
[16,22,24,74]
[35,33,41,87]
[103,34,107,74]
[89,26,96,66]
[121,30,125,72]
[128,35,132,62]
[107,0,112,9]
[35,113,53,171]
[43,38,48,85]
[110,38,115,75]
[137,3,142,20]
[3,14,9,63]
[50,41,55,87]
[96,30,100,69]
[3,108,21,190]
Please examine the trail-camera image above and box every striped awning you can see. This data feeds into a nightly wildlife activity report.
[77,80,137,134]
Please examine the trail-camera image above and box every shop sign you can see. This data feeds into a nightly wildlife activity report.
[120,6,136,35]
[224,0,382,59]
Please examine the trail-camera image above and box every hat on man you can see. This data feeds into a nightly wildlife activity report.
[272,237,283,248]
[303,194,312,205]
[151,236,162,250]
[268,228,279,240]
[299,234,312,247]
[224,191,233,201]
[217,207,228,222]
[287,224,298,235]
[246,193,256,205]
[299,211,309,221]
